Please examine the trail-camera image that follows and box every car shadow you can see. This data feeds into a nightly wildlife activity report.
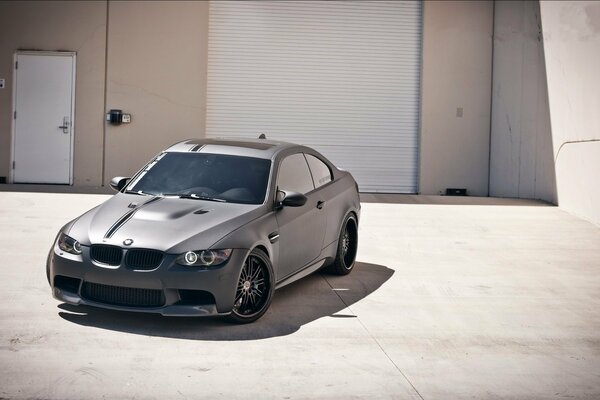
[57,262,393,341]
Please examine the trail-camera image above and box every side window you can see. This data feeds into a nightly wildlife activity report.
[277,153,315,194]
[305,154,332,189]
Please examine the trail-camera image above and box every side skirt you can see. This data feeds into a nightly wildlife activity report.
[275,259,326,290]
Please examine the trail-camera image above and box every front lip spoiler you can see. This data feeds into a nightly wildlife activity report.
[53,288,230,317]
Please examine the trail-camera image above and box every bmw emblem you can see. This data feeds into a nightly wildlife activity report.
[123,238,134,246]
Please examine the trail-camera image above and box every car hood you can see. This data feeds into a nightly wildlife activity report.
[67,193,264,253]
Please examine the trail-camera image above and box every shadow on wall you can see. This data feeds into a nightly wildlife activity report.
[489,0,557,204]
[58,262,393,341]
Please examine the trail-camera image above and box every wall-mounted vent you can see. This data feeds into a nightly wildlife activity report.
[446,188,467,196]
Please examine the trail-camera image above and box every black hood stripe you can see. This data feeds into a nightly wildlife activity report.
[104,196,163,239]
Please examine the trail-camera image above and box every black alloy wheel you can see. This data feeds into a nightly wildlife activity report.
[326,214,358,275]
[227,248,274,323]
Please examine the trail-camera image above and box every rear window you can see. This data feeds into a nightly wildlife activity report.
[305,154,332,189]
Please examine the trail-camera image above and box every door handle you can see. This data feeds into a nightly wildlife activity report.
[58,117,70,134]
[316,200,325,210]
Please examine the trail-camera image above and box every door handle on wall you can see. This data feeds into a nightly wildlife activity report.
[58,117,70,134]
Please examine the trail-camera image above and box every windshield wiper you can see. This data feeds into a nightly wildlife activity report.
[163,193,227,202]
[124,190,155,196]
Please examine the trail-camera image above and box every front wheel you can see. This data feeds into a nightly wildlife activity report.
[325,213,358,275]
[226,248,274,324]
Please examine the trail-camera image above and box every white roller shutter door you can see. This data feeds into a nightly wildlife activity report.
[207,1,422,193]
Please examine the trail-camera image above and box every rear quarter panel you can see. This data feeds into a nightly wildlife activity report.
[321,172,360,247]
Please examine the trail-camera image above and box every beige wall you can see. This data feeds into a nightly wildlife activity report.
[0,0,208,187]
[419,1,494,196]
[103,1,209,184]
[539,1,600,225]
[1,0,495,195]
[489,1,556,203]
[0,1,107,186]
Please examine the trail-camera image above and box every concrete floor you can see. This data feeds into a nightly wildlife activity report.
[0,191,599,399]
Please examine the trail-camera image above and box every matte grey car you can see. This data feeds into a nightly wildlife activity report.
[47,138,360,323]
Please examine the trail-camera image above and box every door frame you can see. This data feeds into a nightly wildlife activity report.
[10,50,77,185]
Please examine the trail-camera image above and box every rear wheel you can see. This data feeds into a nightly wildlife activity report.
[326,214,358,275]
[226,248,274,324]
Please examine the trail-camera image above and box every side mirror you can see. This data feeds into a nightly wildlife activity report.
[110,176,130,192]
[275,190,307,208]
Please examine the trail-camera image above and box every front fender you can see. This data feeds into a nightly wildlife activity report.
[210,211,280,281]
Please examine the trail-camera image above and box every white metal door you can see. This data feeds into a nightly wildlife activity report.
[12,52,75,184]
[207,1,422,193]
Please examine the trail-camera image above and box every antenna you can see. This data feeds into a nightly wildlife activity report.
[258,133,267,139]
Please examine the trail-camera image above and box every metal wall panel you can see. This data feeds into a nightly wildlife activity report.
[207,1,422,193]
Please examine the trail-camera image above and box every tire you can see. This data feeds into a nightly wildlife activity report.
[326,213,358,275]
[226,248,274,324]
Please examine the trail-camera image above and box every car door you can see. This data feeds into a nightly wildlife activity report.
[275,153,327,280]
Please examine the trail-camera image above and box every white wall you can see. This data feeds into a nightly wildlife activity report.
[489,1,556,203]
[420,1,494,196]
[540,1,600,225]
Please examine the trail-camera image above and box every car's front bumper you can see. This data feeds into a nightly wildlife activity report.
[53,287,228,317]
[47,244,249,316]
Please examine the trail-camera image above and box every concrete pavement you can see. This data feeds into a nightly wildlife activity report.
[0,191,599,399]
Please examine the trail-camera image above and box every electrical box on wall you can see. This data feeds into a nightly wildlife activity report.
[106,109,131,125]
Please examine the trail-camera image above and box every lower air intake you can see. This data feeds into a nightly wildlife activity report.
[82,282,164,308]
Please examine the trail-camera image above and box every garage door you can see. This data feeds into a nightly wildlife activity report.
[206,1,422,193]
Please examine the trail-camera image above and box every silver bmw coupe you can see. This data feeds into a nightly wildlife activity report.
[47,138,360,323]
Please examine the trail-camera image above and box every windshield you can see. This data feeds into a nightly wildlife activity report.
[126,152,271,205]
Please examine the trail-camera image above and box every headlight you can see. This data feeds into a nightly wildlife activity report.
[57,232,82,255]
[176,249,232,267]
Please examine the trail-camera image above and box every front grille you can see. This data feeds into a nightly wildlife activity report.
[82,282,164,308]
[126,249,164,270]
[90,245,122,266]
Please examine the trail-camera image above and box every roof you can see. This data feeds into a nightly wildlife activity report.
[165,137,297,159]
